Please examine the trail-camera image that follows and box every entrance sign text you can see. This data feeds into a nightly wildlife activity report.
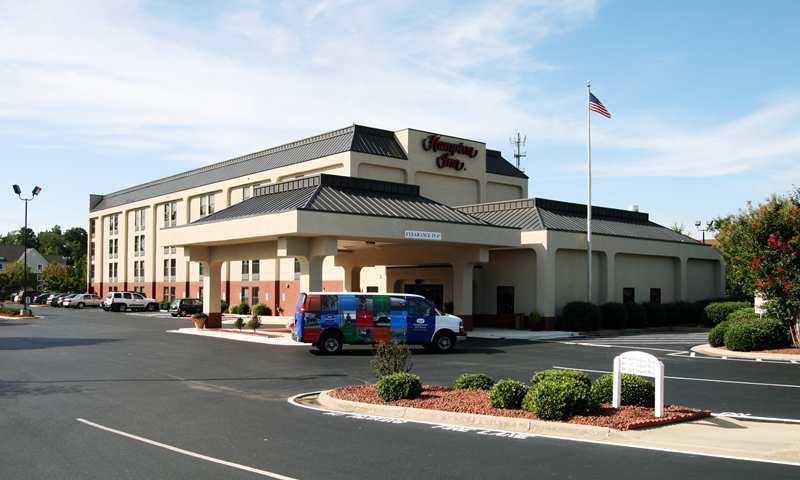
[404,230,442,241]
[422,134,478,172]
[613,350,665,417]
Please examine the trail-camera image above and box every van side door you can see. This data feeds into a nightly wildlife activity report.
[406,297,435,344]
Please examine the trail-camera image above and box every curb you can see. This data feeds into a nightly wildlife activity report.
[0,314,41,320]
[691,344,800,362]
[318,391,617,439]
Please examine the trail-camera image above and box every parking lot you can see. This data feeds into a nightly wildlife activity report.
[1,307,798,479]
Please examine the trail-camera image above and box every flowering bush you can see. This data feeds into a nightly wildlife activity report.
[752,230,800,345]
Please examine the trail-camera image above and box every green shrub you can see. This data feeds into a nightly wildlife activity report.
[590,373,655,407]
[522,378,593,420]
[238,303,251,315]
[453,373,495,390]
[726,307,758,323]
[708,320,730,347]
[376,372,422,401]
[642,302,667,327]
[489,380,529,409]
[599,302,627,329]
[675,301,701,325]
[560,302,601,331]
[624,303,646,328]
[663,303,681,325]
[220,300,229,313]
[246,314,261,333]
[704,301,752,325]
[531,369,591,389]
[233,317,245,331]
[228,304,239,314]
[371,341,413,378]
[527,311,544,331]
[724,318,789,351]
[160,299,170,310]
[252,303,271,316]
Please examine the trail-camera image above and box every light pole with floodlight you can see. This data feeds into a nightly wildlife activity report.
[12,184,42,315]
[695,220,713,244]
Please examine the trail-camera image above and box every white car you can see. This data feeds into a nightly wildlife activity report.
[63,293,101,309]
[102,291,159,312]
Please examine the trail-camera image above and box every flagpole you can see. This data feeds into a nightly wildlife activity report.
[586,81,592,303]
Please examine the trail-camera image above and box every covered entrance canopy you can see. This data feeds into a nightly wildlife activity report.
[160,174,520,327]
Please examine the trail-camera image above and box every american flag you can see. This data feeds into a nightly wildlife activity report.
[589,92,611,118]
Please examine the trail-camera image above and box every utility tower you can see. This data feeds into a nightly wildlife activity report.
[509,132,527,170]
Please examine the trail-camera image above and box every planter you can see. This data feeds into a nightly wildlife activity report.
[192,316,206,329]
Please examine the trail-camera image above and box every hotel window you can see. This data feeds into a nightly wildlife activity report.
[164,287,176,302]
[134,208,146,231]
[163,259,176,281]
[163,202,177,228]
[171,246,176,254]
[241,287,249,305]
[200,194,215,217]
[242,185,251,200]
[252,287,260,305]
[108,238,118,259]
[623,288,635,304]
[90,242,95,260]
[198,262,205,276]
[251,260,260,281]
[649,288,662,305]
[241,260,250,281]
[90,219,96,239]
[89,264,94,281]
[109,215,119,236]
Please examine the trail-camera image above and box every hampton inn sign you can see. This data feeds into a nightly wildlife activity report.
[422,134,479,172]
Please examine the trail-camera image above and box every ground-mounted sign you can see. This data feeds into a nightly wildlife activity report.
[754,293,766,315]
[613,350,665,417]
[421,134,479,172]
[404,230,442,241]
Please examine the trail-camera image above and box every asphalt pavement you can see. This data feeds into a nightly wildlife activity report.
[1,307,798,479]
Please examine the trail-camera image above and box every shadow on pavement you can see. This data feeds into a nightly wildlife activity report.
[0,382,84,398]
[0,337,119,351]
[0,373,347,385]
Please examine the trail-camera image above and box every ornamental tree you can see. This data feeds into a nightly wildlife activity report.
[752,230,800,346]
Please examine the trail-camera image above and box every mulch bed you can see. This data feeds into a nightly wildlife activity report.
[329,385,710,431]
[715,346,800,355]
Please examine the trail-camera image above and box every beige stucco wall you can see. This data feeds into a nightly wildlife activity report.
[687,259,719,301]
[615,253,678,304]
[474,249,537,315]
[555,249,606,312]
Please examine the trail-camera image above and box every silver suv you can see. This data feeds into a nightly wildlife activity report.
[102,291,159,312]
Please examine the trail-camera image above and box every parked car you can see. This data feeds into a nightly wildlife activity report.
[292,292,465,354]
[169,298,203,317]
[34,293,51,305]
[57,294,77,307]
[102,291,159,312]
[50,293,72,307]
[46,293,62,305]
[63,293,101,309]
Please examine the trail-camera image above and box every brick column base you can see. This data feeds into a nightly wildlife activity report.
[205,312,222,329]
[460,314,474,332]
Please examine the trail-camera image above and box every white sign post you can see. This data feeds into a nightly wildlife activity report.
[612,350,665,417]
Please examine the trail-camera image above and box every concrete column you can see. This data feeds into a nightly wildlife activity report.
[300,256,325,292]
[605,251,616,303]
[120,211,129,291]
[678,257,688,301]
[533,245,557,321]
[342,264,362,292]
[149,204,158,298]
[202,260,223,328]
[96,215,104,296]
[452,260,475,327]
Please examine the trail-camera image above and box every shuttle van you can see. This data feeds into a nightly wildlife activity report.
[292,292,465,354]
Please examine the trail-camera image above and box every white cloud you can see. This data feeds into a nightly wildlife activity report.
[0,0,596,164]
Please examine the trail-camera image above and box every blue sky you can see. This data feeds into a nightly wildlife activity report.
[1,0,799,239]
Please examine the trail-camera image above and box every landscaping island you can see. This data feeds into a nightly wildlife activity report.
[329,385,709,431]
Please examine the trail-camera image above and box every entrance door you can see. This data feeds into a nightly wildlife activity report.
[403,284,444,311]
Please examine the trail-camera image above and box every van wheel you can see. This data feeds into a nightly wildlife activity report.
[432,332,456,353]
[317,331,343,354]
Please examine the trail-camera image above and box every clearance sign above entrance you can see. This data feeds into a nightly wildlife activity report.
[404,230,442,241]
[422,134,479,172]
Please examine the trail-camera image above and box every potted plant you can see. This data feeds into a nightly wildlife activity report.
[234,316,245,332]
[191,313,207,329]
[246,314,261,334]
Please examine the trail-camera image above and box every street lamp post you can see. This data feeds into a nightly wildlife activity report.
[695,220,714,244]
[12,184,42,315]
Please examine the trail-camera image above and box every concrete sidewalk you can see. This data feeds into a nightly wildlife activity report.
[315,391,800,465]
[468,328,579,341]
[168,328,309,346]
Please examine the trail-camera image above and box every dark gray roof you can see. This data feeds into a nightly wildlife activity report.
[90,125,408,212]
[44,254,67,265]
[0,245,24,262]
[192,174,492,227]
[457,198,700,244]
[486,149,528,179]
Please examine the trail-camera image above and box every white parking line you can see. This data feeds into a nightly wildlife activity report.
[668,351,798,366]
[559,341,683,353]
[552,366,800,389]
[76,418,297,480]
